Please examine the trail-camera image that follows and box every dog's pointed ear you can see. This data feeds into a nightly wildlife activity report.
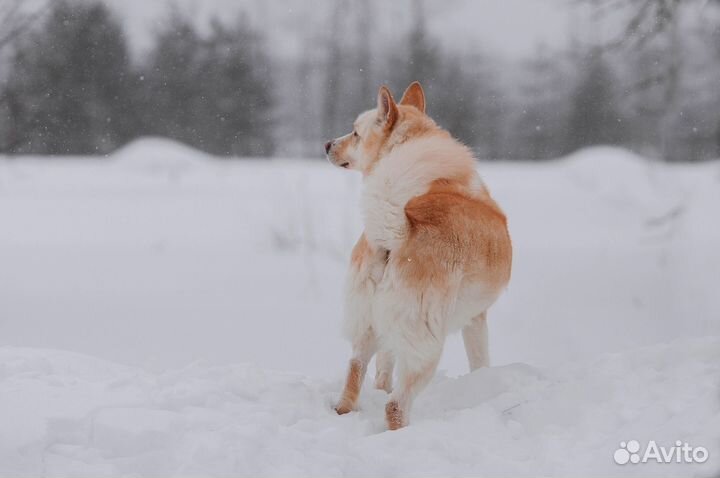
[376,85,398,129]
[399,81,425,113]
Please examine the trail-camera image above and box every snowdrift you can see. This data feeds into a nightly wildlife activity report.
[111,137,212,172]
[1,339,718,477]
[1,143,719,476]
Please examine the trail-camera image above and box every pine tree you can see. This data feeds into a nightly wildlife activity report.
[319,1,385,142]
[139,12,204,148]
[3,0,133,154]
[201,18,275,156]
[513,45,572,159]
[566,49,625,152]
[142,13,275,156]
[386,0,501,154]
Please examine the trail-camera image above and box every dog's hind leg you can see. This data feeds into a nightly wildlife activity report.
[374,349,394,393]
[385,339,443,430]
[462,311,489,371]
[379,275,457,429]
[335,328,377,415]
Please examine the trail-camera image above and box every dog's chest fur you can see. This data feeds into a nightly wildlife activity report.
[361,155,426,252]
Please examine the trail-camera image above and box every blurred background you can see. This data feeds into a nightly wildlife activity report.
[1,0,719,161]
[0,0,718,377]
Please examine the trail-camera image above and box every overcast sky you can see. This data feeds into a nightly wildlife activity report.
[103,0,572,60]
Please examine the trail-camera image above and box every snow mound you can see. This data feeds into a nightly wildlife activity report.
[1,339,718,477]
[561,145,650,168]
[110,137,213,172]
[561,146,674,211]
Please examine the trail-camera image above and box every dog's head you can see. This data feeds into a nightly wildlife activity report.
[325,81,434,174]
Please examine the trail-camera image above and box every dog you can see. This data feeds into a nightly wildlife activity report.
[325,81,512,430]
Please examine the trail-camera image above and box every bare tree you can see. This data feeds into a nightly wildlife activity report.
[583,0,720,159]
[585,0,718,48]
[0,1,49,151]
[0,0,48,52]
[321,0,349,138]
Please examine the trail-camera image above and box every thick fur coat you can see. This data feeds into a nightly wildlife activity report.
[325,82,512,429]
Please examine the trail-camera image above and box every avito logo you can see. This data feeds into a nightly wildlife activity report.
[614,440,708,465]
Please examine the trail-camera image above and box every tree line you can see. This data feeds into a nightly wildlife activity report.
[0,1,273,156]
[0,0,718,161]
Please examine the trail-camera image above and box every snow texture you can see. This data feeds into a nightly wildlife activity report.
[1,139,719,476]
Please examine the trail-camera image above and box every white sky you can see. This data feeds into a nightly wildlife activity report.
[104,0,573,60]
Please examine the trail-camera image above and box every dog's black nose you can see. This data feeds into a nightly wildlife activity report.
[324,141,332,154]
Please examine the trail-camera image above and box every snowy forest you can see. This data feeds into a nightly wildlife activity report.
[1,0,719,161]
[1,1,719,476]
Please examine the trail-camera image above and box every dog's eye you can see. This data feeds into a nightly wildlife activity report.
[353,130,359,139]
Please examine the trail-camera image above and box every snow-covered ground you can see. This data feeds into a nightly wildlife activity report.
[1,138,719,476]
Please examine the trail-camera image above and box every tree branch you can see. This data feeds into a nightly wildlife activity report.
[0,0,49,51]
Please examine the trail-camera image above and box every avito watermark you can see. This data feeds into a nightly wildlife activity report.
[614,440,709,465]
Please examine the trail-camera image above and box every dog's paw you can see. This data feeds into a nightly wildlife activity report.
[385,400,406,430]
[334,399,354,415]
[374,373,392,393]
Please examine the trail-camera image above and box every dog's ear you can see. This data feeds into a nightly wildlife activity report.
[376,85,398,129]
[399,81,425,113]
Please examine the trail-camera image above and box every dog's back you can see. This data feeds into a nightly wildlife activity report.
[368,130,511,332]
[364,131,511,308]
[402,173,512,329]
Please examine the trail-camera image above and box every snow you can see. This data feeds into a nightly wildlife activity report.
[0,140,719,476]
[1,340,718,476]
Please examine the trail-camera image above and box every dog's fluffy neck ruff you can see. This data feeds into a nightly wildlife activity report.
[361,131,480,252]
[363,112,443,177]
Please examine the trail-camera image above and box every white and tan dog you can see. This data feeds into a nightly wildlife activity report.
[325,82,512,430]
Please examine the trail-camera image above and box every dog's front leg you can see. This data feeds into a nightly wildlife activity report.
[374,349,394,393]
[336,233,387,415]
[335,328,377,414]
